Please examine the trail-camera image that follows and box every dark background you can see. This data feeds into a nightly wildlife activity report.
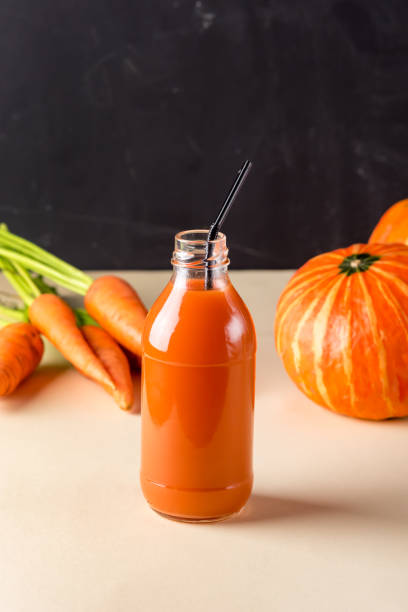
[1,0,407,269]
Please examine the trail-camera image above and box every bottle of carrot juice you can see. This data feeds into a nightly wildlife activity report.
[140,230,256,522]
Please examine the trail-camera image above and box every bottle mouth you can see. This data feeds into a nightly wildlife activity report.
[172,229,229,269]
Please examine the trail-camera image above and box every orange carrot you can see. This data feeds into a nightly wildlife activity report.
[29,294,117,396]
[0,322,44,395]
[81,325,134,411]
[84,275,147,357]
[0,229,147,358]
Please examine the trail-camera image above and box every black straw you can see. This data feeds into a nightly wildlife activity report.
[205,160,252,289]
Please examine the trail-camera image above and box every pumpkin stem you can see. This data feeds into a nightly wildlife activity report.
[338,253,380,276]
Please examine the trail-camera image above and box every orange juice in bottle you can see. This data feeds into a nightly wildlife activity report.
[140,230,256,521]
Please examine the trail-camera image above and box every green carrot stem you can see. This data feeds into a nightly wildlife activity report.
[74,307,99,327]
[12,261,41,298]
[0,247,89,294]
[0,262,32,298]
[0,228,77,276]
[31,275,58,295]
[0,225,92,285]
[2,263,94,326]
[0,303,26,322]
[0,257,36,301]
[3,270,34,306]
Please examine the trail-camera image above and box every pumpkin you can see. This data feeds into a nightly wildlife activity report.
[369,198,408,245]
[275,243,408,420]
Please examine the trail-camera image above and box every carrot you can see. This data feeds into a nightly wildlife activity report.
[0,322,43,395]
[0,227,148,356]
[29,294,117,397]
[84,276,147,357]
[81,325,134,410]
[0,260,137,409]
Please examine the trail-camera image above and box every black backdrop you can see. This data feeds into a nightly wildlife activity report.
[1,0,407,269]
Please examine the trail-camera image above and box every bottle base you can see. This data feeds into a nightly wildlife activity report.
[141,474,252,523]
[151,507,244,524]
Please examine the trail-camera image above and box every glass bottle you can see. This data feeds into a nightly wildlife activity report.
[140,230,256,522]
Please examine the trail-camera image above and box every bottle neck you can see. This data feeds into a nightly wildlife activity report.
[171,229,230,290]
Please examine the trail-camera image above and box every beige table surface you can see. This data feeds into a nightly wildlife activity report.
[0,270,407,612]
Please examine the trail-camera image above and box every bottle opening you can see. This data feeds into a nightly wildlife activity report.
[172,229,229,269]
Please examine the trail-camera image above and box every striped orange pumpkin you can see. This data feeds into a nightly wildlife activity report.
[275,243,408,420]
[369,198,408,245]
